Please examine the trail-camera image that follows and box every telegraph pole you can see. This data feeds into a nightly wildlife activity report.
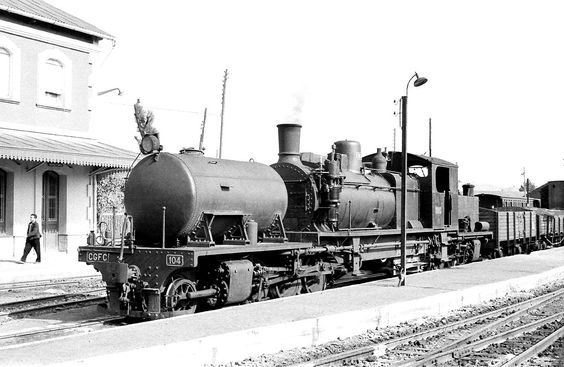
[219,69,229,158]
[526,178,530,205]
[522,168,529,205]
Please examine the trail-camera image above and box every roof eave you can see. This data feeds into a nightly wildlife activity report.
[0,5,115,41]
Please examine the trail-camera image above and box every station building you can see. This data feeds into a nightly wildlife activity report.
[0,1,136,259]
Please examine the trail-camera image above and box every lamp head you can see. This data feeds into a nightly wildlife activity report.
[413,73,428,87]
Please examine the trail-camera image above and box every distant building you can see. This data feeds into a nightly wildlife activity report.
[476,192,540,209]
[530,181,564,210]
[0,1,136,259]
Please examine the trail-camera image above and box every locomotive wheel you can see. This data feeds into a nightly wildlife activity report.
[269,280,301,298]
[302,274,327,293]
[165,278,197,313]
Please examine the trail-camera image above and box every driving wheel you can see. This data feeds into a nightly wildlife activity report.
[165,278,197,313]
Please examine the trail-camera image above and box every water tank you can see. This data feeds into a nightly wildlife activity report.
[125,152,288,246]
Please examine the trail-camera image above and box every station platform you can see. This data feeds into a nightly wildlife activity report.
[0,252,98,284]
[2,247,564,366]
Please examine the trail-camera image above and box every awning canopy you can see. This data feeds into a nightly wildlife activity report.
[0,128,138,169]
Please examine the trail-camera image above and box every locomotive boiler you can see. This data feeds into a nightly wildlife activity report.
[272,124,419,232]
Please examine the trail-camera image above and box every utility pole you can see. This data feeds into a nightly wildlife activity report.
[198,108,207,151]
[428,117,432,157]
[526,178,530,205]
[522,168,529,205]
[219,69,229,159]
[393,128,396,152]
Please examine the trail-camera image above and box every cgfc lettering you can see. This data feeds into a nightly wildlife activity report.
[87,252,109,262]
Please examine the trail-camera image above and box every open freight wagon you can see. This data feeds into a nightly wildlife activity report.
[479,207,564,256]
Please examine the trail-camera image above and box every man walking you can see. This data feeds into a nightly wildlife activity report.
[20,214,41,263]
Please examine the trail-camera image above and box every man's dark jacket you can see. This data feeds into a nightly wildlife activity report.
[27,222,41,240]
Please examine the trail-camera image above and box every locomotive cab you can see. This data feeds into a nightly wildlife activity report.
[383,152,459,230]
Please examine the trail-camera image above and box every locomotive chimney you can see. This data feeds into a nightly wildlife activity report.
[462,183,475,196]
[277,123,302,165]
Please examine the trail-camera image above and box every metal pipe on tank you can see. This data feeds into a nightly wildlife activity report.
[161,206,166,249]
[277,123,303,165]
[348,201,352,231]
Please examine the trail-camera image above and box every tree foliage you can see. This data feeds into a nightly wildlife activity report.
[519,179,536,193]
[97,173,126,215]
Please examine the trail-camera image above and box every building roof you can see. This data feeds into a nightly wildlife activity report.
[363,151,457,169]
[476,191,526,199]
[480,206,531,213]
[0,0,114,40]
[531,181,564,193]
[0,128,137,169]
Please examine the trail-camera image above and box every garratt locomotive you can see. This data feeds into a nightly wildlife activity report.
[78,123,492,319]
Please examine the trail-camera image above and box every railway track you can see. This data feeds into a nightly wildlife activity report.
[0,275,101,292]
[0,278,126,350]
[291,287,564,366]
[0,290,106,318]
[0,315,126,348]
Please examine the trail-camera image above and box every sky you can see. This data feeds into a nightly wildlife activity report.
[48,0,564,191]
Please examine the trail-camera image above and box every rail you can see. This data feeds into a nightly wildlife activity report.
[289,287,564,367]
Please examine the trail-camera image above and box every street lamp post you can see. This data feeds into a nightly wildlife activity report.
[399,72,428,287]
[97,88,123,96]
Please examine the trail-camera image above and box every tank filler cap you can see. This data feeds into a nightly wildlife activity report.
[179,147,204,155]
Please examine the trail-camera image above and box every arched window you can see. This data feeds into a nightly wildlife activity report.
[0,35,21,102]
[0,48,10,98]
[37,49,72,109]
[0,169,6,234]
[42,171,59,232]
[43,58,65,107]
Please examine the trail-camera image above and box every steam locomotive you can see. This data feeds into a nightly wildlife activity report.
[78,123,494,319]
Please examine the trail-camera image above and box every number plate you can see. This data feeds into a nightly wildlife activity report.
[86,252,110,262]
[166,254,184,267]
